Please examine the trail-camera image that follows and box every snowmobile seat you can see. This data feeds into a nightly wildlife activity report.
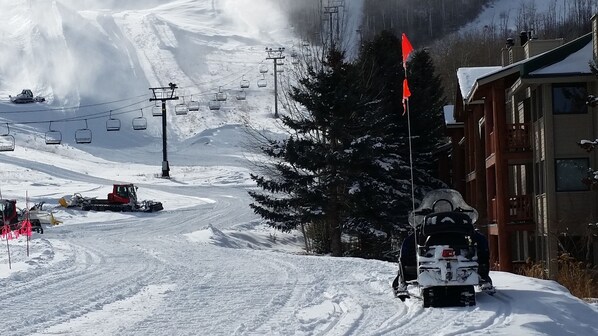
[420,212,474,237]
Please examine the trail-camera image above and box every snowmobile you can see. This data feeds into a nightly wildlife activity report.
[9,89,45,104]
[392,189,495,307]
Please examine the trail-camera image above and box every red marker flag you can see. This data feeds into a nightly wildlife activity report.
[402,78,411,115]
[1,223,12,240]
[20,219,32,237]
[402,33,414,68]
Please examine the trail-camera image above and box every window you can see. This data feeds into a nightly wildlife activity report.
[555,158,589,191]
[552,83,587,114]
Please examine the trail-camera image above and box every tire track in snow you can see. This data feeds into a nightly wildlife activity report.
[0,239,96,301]
[0,237,168,336]
[441,291,513,335]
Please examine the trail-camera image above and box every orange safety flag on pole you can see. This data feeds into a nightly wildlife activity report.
[402,78,411,115]
[401,33,414,68]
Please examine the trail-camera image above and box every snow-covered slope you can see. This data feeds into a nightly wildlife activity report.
[0,1,597,335]
[0,0,291,148]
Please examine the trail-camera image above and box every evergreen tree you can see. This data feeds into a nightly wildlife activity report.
[345,32,448,259]
[407,49,449,177]
[249,49,369,256]
[250,32,449,260]
[355,31,447,253]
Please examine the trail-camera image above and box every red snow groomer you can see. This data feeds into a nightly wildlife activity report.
[0,199,44,233]
[59,184,163,213]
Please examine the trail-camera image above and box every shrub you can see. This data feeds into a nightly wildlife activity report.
[518,254,596,301]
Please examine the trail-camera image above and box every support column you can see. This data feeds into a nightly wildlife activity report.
[492,83,512,271]
[149,84,178,179]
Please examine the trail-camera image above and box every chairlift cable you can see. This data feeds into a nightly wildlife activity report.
[0,93,151,114]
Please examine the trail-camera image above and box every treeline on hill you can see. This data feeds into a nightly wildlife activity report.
[361,0,490,43]
[248,31,446,260]
[273,0,597,104]
[430,0,597,103]
[270,0,490,47]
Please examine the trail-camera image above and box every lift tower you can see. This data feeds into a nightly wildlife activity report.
[149,83,179,178]
[265,47,285,118]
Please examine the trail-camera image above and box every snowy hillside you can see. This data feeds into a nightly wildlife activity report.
[0,0,597,335]
[0,0,293,148]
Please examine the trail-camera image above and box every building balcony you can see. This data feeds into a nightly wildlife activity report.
[489,195,533,224]
[488,123,531,154]
[486,123,532,167]
[506,123,531,152]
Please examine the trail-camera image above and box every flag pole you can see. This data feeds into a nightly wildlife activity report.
[406,99,415,215]
[401,33,416,216]
[402,34,418,290]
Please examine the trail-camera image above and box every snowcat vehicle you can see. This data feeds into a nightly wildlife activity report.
[59,184,163,213]
[0,199,44,234]
[9,89,45,104]
[392,189,494,307]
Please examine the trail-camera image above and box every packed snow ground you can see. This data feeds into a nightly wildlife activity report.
[0,1,597,335]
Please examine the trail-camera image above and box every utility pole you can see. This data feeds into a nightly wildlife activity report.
[323,0,344,51]
[323,5,338,50]
[265,47,285,118]
[149,83,179,178]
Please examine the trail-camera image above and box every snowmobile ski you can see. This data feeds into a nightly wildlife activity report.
[394,289,411,301]
[480,283,496,295]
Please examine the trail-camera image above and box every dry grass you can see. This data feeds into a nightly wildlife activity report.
[518,254,596,301]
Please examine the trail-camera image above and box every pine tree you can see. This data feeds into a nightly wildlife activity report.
[355,31,447,257]
[250,33,449,260]
[249,49,369,256]
[407,49,449,177]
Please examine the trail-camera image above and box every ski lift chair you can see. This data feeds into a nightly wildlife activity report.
[257,75,267,88]
[276,66,284,73]
[106,110,121,131]
[259,64,268,73]
[291,56,299,65]
[276,59,284,66]
[236,90,247,101]
[75,120,93,144]
[45,122,62,145]
[188,96,200,112]
[240,76,250,89]
[216,86,227,101]
[0,124,15,152]
[132,109,148,131]
[175,98,189,115]
[208,96,221,111]
[152,102,163,117]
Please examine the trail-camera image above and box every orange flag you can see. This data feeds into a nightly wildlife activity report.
[401,33,414,68]
[402,78,411,115]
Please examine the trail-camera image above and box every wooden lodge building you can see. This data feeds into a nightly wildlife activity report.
[447,15,598,276]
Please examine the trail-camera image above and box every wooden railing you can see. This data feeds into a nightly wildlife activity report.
[489,195,532,223]
[487,123,531,155]
[506,123,531,152]
[508,195,533,222]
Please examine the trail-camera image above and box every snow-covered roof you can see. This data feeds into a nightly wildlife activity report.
[529,41,593,76]
[461,33,592,103]
[443,105,456,124]
[456,66,501,100]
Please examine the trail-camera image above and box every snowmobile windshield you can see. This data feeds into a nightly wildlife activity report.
[408,189,478,227]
